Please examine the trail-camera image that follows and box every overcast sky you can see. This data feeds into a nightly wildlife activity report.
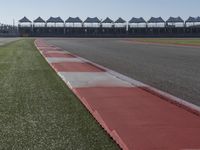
[0,0,199,24]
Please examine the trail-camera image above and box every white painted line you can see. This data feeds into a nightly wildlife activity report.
[43,50,68,54]
[37,46,52,49]
[58,72,134,88]
[46,57,83,63]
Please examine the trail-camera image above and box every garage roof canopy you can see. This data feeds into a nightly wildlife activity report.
[166,17,184,23]
[148,17,165,23]
[34,17,45,23]
[129,17,146,23]
[84,17,101,23]
[66,17,82,23]
[102,17,114,23]
[47,17,64,23]
[185,17,196,23]
[19,17,31,23]
[115,17,126,23]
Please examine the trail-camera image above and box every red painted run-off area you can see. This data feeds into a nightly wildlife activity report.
[74,87,200,150]
[51,62,105,72]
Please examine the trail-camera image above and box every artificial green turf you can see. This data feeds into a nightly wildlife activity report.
[0,39,119,150]
[135,38,200,46]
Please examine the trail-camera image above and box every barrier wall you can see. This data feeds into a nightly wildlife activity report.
[18,26,200,37]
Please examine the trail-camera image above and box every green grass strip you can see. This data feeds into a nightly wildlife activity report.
[0,39,119,150]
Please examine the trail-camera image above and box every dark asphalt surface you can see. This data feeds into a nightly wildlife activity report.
[0,38,19,46]
[45,38,200,106]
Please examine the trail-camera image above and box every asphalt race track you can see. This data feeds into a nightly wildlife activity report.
[45,38,200,106]
[0,38,19,46]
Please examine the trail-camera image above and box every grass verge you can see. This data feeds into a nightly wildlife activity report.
[0,39,119,150]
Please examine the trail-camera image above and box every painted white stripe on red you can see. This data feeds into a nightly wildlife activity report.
[46,57,83,63]
[44,51,69,54]
[36,45,50,48]
[58,72,134,88]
